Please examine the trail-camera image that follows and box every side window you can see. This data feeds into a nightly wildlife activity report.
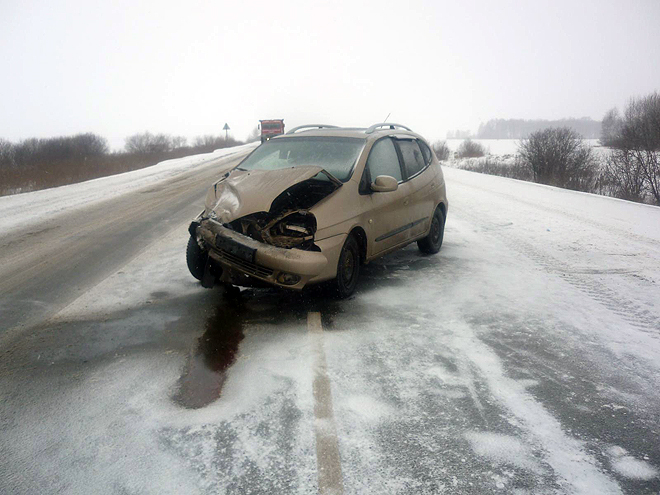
[397,140,426,178]
[366,138,403,182]
[417,140,433,166]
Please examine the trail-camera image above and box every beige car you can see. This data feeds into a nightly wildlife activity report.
[187,123,448,297]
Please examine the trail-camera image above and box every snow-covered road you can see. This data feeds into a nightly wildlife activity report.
[1,159,659,494]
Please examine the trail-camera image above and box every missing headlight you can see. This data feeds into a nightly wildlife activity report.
[229,210,317,250]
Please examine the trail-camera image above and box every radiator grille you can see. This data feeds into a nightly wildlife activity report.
[215,249,274,279]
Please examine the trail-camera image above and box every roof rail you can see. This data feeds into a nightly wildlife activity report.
[365,123,413,134]
[286,124,339,134]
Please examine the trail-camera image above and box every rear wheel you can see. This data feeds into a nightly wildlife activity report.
[186,236,208,281]
[417,207,445,254]
[332,235,360,298]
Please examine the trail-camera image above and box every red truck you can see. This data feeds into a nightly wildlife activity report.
[259,119,285,143]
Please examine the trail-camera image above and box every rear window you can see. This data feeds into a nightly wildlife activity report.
[238,137,365,182]
[397,140,426,178]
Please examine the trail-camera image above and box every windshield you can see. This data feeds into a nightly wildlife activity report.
[237,136,365,182]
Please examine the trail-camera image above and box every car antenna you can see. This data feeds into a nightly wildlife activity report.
[383,112,391,122]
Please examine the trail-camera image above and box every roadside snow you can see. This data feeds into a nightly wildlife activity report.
[0,143,256,234]
[443,167,660,242]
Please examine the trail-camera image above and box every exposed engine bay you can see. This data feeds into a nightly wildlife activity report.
[223,176,339,250]
[228,209,316,249]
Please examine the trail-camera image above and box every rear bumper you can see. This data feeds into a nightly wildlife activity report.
[192,219,344,290]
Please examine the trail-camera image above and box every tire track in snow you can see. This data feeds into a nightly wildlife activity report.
[452,205,660,335]
[445,319,623,495]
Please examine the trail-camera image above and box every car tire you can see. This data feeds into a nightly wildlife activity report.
[186,235,208,281]
[332,235,360,298]
[417,207,445,254]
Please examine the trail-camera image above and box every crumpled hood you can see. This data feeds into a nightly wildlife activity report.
[205,166,340,223]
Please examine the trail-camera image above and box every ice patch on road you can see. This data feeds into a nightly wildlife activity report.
[606,446,658,480]
[464,431,544,474]
[53,224,200,320]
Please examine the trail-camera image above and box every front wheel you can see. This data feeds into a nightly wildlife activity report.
[331,235,360,298]
[186,236,208,281]
[417,207,445,254]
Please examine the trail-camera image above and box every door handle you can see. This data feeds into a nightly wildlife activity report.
[403,199,410,206]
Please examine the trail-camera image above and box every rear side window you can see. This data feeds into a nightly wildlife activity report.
[418,140,433,166]
[366,138,403,182]
[397,140,426,178]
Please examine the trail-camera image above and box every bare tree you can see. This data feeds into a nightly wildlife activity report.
[193,134,243,152]
[456,139,486,158]
[600,149,647,202]
[170,136,187,149]
[602,92,660,204]
[0,138,15,169]
[600,108,623,147]
[432,140,451,161]
[125,132,174,153]
[193,135,223,148]
[518,127,597,191]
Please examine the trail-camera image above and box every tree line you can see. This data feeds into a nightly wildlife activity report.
[436,91,660,206]
[0,131,245,196]
[475,117,601,139]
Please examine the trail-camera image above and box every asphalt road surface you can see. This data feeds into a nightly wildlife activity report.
[1,153,660,494]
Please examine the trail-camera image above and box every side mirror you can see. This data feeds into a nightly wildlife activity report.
[371,175,399,192]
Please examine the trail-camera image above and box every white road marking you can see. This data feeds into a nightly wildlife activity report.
[308,311,344,495]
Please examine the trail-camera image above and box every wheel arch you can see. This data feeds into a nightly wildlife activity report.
[437,201,447,219]
[348,226,368,264]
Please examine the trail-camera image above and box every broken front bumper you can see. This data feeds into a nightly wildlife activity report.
[191,218,345,290]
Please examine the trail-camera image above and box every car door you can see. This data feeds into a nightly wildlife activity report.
[362,137,414,256]
[395,138,437,239]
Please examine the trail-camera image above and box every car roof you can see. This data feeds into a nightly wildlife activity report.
[271,123,426,141]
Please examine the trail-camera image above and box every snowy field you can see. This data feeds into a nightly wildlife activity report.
[1,152,660,494]
[444,138,606,157]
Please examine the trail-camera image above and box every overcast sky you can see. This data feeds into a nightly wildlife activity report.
[1,0,659,150]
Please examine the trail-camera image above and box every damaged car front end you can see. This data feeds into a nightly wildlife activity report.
[188,135,364,291]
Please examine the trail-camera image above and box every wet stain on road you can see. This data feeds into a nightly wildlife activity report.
[171,248,431,409]
[172,297,246,409]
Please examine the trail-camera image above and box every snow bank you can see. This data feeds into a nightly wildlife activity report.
[443,167,660,242]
